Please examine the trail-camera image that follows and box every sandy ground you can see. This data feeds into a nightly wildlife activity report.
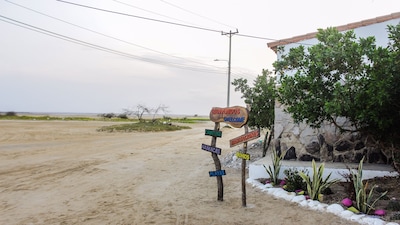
[0,120,359,225]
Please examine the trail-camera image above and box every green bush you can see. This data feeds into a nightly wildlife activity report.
[299,160,339,201]
[284,168,308,192]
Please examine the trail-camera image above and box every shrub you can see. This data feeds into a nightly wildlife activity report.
[118,113,128,119]
[101,113,115,119]
[263,149,285,185]
[352,157,388,214]
[6,111,17,116]
[284,168,308,192]
[299,159,339,201]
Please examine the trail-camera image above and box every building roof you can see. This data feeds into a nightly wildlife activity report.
[267,12,400,53]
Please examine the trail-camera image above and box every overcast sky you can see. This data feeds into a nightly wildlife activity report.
[1,0,399,116]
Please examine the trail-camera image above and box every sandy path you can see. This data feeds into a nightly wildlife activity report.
[0,120,358,225]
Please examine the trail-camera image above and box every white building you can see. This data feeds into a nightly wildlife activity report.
[266,12,400,163]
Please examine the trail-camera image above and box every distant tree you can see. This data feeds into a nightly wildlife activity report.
[123,104,170,122]
[150,104,169,122]
[232,69,276,156]
[274,24,400,171]
[123,104,150,121]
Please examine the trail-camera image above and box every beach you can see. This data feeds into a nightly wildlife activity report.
[0,120,358,225]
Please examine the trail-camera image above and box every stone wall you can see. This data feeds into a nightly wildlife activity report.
[274,101,390,164]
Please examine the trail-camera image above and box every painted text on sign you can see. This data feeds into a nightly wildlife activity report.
[229,129,260,147]
[236,152,250,160]
[201,144,222,155]
[205,129,222,138]
[209,170,226,177]
[209,106,249,128]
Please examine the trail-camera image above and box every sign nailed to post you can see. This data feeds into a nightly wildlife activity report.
[201,143,222,155]
[236,152,250,160]
[229,129,260,147]
[209,170,226,177]
[209,106,249,128]
[205,129,222,138]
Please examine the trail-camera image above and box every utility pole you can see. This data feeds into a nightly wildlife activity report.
[221,29,238,107]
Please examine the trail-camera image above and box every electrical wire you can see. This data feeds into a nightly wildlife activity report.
[159,0,237,30]
[57,0,313,46]
[5,0,228,72]
[56,0,223,33]
[112,0,201,27]
[0,15,226,74]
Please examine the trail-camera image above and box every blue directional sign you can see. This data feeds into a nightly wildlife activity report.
[201,144,221,155]
[209,170,226,177]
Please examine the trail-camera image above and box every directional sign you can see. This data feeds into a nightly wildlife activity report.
[201,144,222,155]
[236,152,250,160]
[229,129,260,147]
[209,106,249,128]
[205,129,222,138]
[209,170,226,177]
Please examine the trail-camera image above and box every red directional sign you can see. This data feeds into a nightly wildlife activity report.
[229,129,260,147]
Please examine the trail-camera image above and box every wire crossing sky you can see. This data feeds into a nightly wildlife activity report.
[1,0,399,115]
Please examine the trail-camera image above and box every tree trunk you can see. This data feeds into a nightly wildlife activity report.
[262,131,269,157]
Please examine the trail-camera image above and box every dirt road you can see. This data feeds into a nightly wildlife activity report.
[0,120,358,225]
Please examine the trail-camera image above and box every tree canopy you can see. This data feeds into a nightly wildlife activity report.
[232,69,276,156]
[274,24,400,168]
[232,69,276,130]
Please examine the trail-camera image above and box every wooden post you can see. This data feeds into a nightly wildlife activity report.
[210,122,223,201]
[241,124,249,207]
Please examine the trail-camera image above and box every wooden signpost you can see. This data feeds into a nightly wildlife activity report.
[202,106,249,202]
[222,106,257,207]
[202,121,224,201]
[203,106,253,204]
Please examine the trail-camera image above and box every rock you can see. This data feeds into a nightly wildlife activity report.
[305,141,320,154]
[284,146,296,160]
[335,139,352,152]
[354,140,365,150]
[299,154,320,161]
[326,203,345,215]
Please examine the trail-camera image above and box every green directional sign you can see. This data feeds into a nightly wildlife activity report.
[205,129,222,138]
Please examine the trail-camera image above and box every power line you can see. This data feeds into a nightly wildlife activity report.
[237,33,313,46]
[0,14,226,74]
[112,0,200,27]
[159,0,237,30]
[56,0,223,33]
[5,0,226,72]
[56,0,313,47]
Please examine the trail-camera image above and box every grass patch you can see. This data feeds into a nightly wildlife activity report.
[97,121,191,132]
[0,114,208,123]
[0,113,206,132]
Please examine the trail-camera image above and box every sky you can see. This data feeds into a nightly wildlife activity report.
[1,0,399,116]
